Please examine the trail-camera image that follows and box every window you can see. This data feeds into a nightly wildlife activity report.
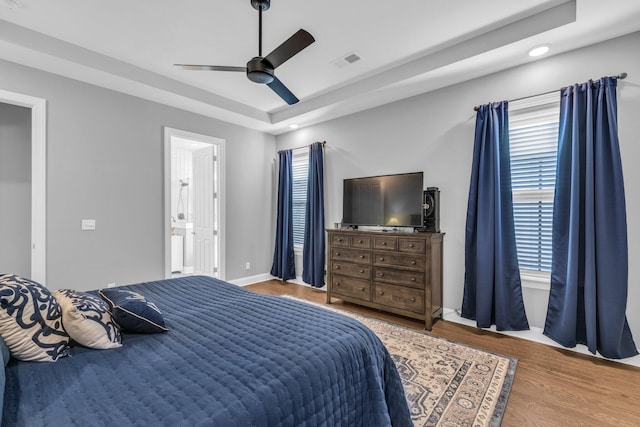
[291,148,309,246]
[509,93,560,276]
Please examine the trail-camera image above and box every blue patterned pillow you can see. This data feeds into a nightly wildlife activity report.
[53,289,122,349]
[99,289,168,334]
[0,274,70,362]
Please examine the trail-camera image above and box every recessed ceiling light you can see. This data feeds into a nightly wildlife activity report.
[528,44,550,57]
[289,124,299,129]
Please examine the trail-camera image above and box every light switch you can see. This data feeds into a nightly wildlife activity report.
[81,219,96,231]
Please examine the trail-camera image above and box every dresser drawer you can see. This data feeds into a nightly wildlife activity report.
[350,235,371,249]
[331,234,350,247]
[399,238,426,254]
[374,252,425,270]
[374,284,424,314]
[331,275,371,301]
[373,236,397,251]
[331,248,370,264]
[331,262,371,279]
[373,267,424,289]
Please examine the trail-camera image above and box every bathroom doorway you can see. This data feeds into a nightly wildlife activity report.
[163,128,225,280]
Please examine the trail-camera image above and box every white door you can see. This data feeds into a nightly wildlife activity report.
[192,145,218,276]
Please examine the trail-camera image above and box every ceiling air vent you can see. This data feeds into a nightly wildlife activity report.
[332,51,361,68]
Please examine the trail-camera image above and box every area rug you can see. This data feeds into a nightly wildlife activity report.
[286,297,517,427]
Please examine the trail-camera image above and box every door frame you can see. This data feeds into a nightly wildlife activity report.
[0,90,46,284]
[163,127,225,280]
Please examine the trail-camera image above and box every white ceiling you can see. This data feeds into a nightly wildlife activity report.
[1,0,640,134]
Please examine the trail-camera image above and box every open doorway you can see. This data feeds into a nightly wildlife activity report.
[0,103,31,278]
[163,128,225,280]
[0,90,46,284]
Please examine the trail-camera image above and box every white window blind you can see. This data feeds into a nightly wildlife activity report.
[291,148,309,246]
[509,92,559,273]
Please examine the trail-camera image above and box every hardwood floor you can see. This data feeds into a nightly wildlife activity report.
[245,279,640,427]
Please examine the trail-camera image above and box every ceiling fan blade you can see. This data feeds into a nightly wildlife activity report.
[267,76,299,105]
[174,64,247,72]
[263,29,315,69]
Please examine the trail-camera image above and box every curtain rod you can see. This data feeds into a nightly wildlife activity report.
[278,141,326,153]
[473,72,628,112]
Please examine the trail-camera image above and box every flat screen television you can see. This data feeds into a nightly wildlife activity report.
[342,172,423,227]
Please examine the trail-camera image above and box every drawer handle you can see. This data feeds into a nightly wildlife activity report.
[336,282,341,286]
[335,265,340,269]
[411,277,416,282]
[360,269,364,273]
[359,287,366,291]
[378,291,385,296]
[411,260,416,265]
[378,273,384,277]
[360,255,365,259]
[410,297,416,302]
[409,243,414,248]
[337,238,343,242]
[358,240,363,244]
[382,241,387,246]
[335,252,340,256]
[379,257,384,261]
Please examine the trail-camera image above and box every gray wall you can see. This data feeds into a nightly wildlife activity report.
[0,102,31,278]
[276,32,640,342]
[0,58,276,291]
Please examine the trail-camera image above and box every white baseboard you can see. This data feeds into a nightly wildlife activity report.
[443,307,640,368]
[228,273,328,291]
[286,276,327,291]
[227,273,273,287]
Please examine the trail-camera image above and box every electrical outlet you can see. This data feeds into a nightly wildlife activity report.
[245,262,251,270]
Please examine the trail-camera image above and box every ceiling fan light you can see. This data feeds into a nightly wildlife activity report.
[247,70,274,84]
[528,44,550,57]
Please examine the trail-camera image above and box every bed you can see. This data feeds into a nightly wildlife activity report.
[1,275,412,426]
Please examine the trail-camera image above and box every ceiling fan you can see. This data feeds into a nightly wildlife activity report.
[174,0,315,105]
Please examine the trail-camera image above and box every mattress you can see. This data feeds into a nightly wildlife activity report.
[3,275,411,426]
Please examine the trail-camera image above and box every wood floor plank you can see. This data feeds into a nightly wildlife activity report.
[245,280,640,427]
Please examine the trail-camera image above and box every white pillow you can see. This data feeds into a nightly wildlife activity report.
[0,274,70,362]
[53,289,122,350]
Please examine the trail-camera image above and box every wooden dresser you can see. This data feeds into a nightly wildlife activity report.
[326,229,444,330]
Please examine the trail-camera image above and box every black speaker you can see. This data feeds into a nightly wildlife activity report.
[423,187,440,232]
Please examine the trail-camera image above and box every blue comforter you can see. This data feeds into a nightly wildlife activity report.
[3,276,411,426]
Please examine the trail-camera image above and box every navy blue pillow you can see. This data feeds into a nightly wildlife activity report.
[98,289,168,333]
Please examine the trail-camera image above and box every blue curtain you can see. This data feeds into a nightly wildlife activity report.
[270,150,296,280]
[462,101,529,331]
[302,142,326,287]
[544,77,637,359]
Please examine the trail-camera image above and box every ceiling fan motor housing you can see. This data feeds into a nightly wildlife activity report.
[247,57,274,83]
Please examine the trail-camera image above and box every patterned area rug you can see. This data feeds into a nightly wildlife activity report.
[288,298,517,427]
